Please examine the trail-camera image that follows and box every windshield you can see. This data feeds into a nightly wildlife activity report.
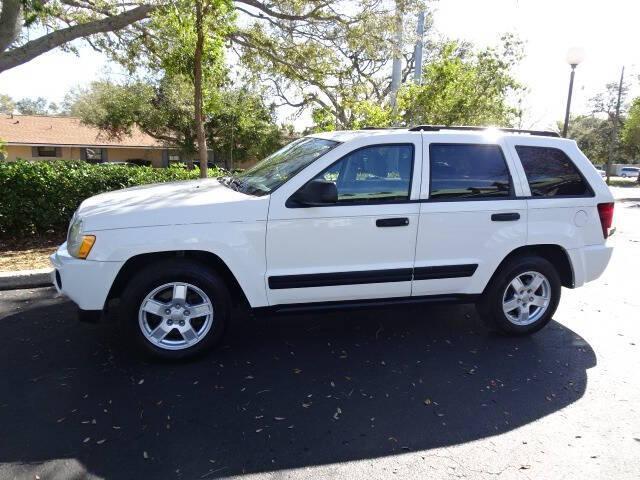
[220,137,339,196]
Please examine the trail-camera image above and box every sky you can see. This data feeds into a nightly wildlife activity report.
[0,0,638,130]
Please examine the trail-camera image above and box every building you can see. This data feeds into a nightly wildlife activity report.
[0,114,187,167]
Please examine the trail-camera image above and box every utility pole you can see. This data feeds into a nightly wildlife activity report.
[413,11,425,85]
[389,0,404,115]
[606,66,625,185]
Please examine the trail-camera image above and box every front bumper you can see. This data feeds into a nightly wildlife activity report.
[50,242,123,311]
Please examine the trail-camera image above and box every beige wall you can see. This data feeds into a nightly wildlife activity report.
[4,145,165,167]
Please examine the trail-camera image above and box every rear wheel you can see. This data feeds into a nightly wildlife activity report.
[478,256,561,335]
[120,259,230,359]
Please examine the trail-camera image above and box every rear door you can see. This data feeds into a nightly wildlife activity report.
[412,135,528,297]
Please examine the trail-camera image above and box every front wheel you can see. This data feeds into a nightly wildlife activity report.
[477,256,561,335]
[120,259,230,360]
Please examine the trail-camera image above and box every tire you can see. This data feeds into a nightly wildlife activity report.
[621,173,627,178]
[477,255,561,336]
[120,259,231,360]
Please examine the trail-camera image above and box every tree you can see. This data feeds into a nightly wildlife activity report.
[237,0,430,130]
[15,96,51,115]
[0,93,14,114]
[68,78,285,167]
[621,97,640,161]
[0,0,342,74]
[564,115,611,166]
[0,0,154,73]
[589,78,630,179]
[398,35,524,127]
[139,0,233,177]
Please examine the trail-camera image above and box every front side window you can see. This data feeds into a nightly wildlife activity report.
[429,144,512,200]
[227,137,339,196]
[515,146,591,197]
[309,144,414,204]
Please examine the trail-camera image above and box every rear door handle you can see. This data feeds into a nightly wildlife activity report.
[491,212,520,222]
[376,217,410,227]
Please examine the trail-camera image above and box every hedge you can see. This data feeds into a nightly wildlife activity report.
[0,160,224,238]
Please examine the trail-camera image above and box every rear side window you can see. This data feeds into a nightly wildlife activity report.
[515,146,591,197]
[429,144,512,200]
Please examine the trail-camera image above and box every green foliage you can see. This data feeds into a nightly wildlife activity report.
[0,94,15,114]
[565,115,612,165]
[150,0,233,83]
[206,87,286,166]
[622,97,640,159]
[398,35,524,127]
[0,160,223,238]
[68,78,198,153]
[69,78,287,166]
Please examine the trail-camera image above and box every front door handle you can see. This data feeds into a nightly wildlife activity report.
[491,212,520,222]
[376,217,410,227]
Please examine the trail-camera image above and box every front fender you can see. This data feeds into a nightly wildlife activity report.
[87,221,268,307]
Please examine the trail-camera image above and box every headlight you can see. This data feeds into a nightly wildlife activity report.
[67,216,96,259]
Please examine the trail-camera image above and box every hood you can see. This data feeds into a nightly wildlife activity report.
[78,178,269,231]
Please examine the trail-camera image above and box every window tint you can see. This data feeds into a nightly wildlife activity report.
[516,146,590,197]
[312,144,413,203]
[429,144,511,199]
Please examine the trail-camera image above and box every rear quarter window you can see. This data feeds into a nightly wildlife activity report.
[515,146,592,197]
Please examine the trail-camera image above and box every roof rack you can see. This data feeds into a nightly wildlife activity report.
[408,125,560,138]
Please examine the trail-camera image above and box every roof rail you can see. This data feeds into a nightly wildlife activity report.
[408,125,561,138]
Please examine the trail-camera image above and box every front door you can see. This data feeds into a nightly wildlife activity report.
[266,134,423,306]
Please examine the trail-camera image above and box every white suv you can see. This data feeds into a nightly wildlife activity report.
[51,126,615,359]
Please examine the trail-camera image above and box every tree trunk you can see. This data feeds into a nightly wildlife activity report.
[194,0,208,179]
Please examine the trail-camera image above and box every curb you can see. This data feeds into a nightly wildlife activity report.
[0,268,53,291]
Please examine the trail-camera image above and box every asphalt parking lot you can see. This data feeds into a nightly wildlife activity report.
[1,194,639,480]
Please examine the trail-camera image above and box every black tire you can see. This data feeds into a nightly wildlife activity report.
[477,255,561,335]
[120,259,231,360]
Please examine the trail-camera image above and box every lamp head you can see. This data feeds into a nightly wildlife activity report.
[566,47,585,67]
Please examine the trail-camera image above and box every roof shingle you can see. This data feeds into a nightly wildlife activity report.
[0,114,164,148]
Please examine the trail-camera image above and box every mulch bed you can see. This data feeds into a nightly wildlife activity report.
[0,234,64,272]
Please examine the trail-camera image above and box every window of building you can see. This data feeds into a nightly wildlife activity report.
[309,144,414,204]
[429,144,512,200]
[36,146,58,157]
[85,148,104,162]
[515,146,591,197]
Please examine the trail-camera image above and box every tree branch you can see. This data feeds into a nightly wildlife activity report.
[0,4,154,73]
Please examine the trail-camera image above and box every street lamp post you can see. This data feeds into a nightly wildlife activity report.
[562,47,585,137]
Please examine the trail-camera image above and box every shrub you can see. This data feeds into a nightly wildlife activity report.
[0,160,224,238]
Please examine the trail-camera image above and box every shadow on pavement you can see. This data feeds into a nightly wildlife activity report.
[0,292,596,479]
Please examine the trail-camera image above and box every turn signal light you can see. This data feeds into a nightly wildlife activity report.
[77,235,96,259]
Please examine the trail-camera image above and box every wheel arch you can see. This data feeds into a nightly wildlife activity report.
[489,244,575,290]
[106,250,250,309]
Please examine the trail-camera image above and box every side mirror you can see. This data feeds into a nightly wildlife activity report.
[290,179,338,207]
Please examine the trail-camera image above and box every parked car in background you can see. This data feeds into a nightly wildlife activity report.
[51,126,615,360]
[620,166,640,178]
[596,168,606,177]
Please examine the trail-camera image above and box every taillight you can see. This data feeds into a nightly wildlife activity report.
[597,202,614,239]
